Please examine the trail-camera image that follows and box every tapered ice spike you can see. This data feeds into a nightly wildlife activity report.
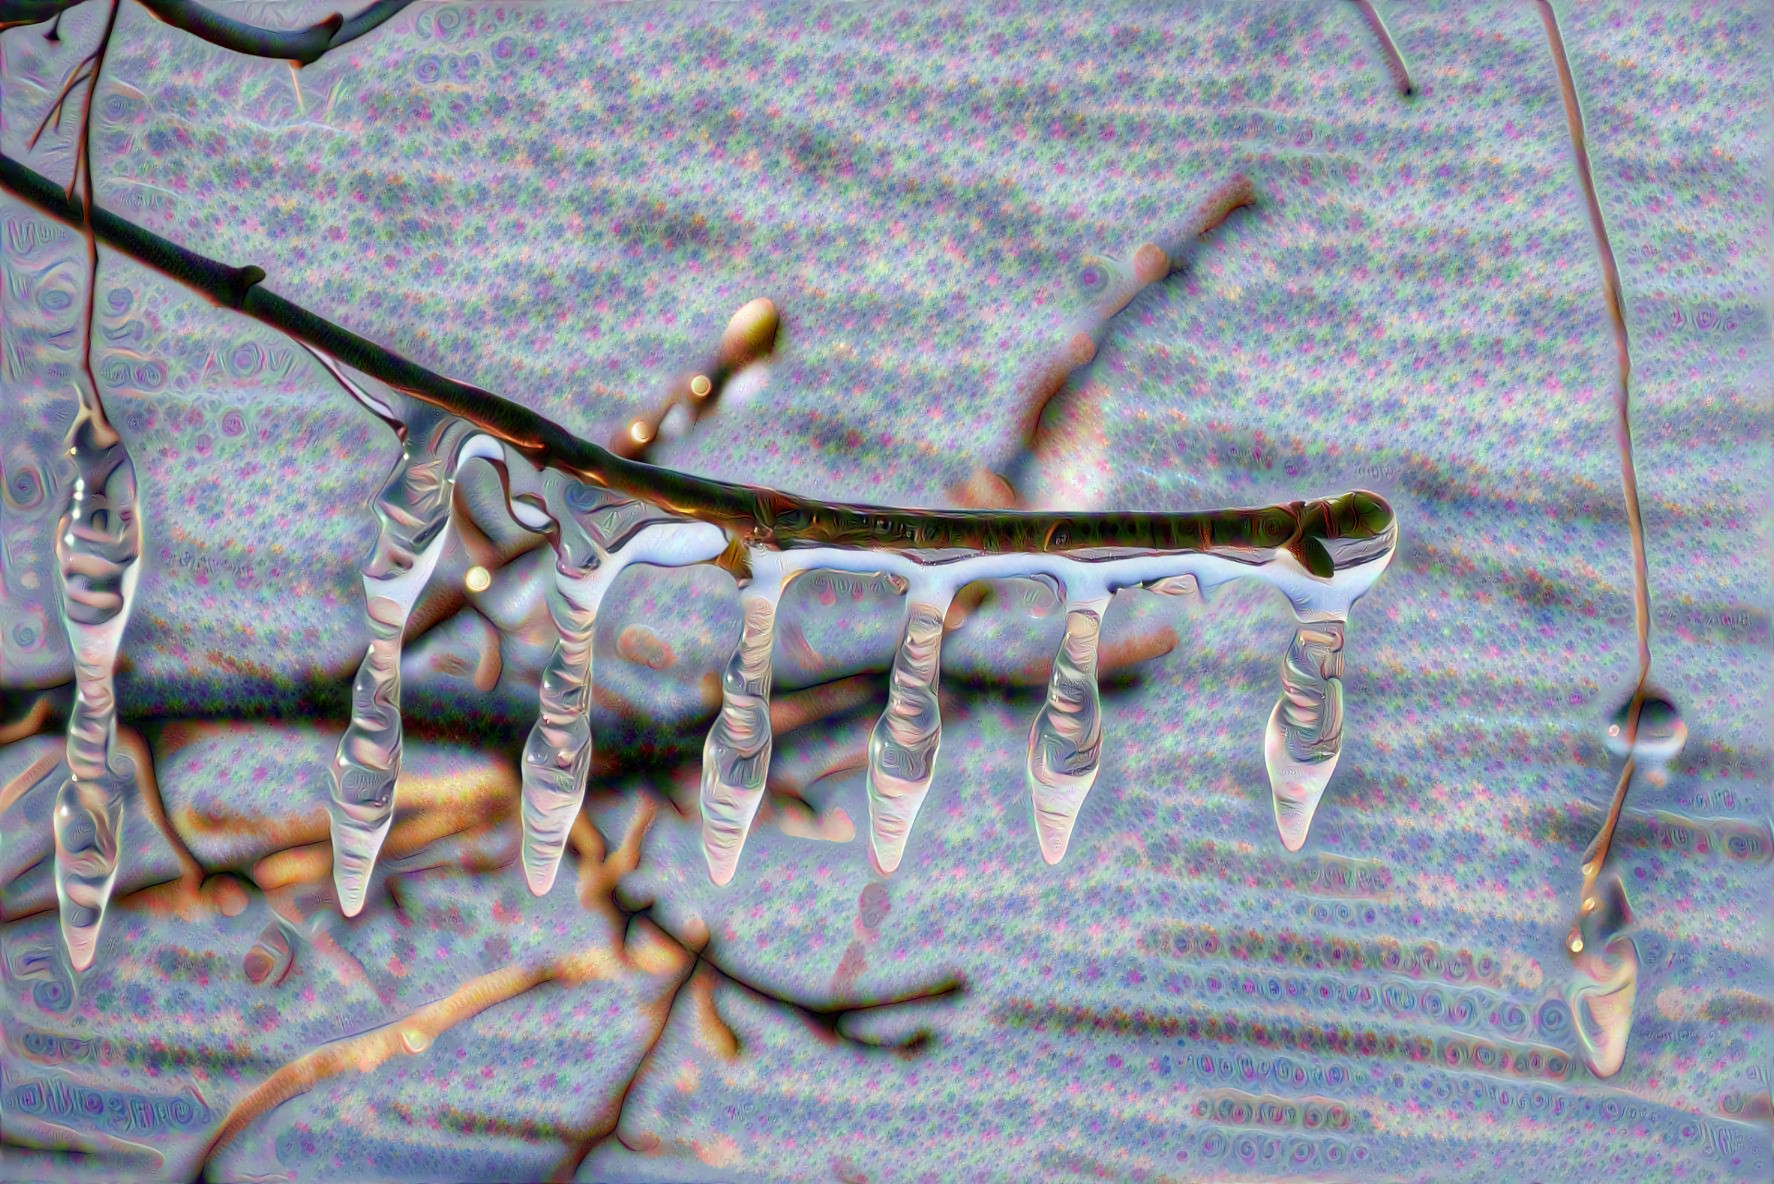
[54,772,125,971]
[1567,874,1638,1078]
[52,392,143,971]
[520,495,728,895]
[519,567,606,896]
[1027,593,1111,864]
[700,578,782,885]
[1264,618,1346,852]
[328,410,479,916]
[867,587,955,875]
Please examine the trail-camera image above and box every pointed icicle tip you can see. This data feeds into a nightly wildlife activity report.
[525,859,560,898]
[1035,816,1074,866]
[1264,701,1338,853]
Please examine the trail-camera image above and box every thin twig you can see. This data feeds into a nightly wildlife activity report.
[25,56,94,149]
[1533,0,1654,951]
[0,0,415,66]
[73,0,121,403]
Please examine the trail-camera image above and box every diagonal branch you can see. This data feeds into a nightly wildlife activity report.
[0,148,1393,568]
[0,0,411,65]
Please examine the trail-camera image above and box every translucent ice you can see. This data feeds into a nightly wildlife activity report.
[1264,618,1346,852]
[51,394,142,970]
[328,406,481,916]
[867,590,954,875]
[1027,592,1111,864]
[699,580,781,886]
[519,467,725,895]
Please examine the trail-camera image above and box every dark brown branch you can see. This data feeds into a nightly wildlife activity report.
[0,0,412,65]
[0,148,1391,568]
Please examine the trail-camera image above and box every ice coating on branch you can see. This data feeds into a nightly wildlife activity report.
[1264,619,1346,852]
[328,407,480,917]
[1027,593,1111,865]
[51,392,143,971]
[699,568,783,885]
[867,586,955,876]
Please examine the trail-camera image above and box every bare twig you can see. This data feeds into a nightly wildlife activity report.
[1349,0,1415,96]
[1533,0,1654,952]
[0,0,414,65]
[25,57,93,150]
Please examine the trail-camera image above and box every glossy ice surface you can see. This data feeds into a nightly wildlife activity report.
[2,2,1770,1182]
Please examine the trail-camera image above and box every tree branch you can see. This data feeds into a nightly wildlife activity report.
[0,147,1392,563]
[0,0,412,65]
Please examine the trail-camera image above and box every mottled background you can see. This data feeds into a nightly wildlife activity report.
[2,1,1771,1182]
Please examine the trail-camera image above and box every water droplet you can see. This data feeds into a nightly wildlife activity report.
[1603,688,1686,766]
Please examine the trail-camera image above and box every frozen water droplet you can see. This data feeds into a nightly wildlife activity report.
[1027,596,1110,865]
[51,398,143,970]
[518,560,608,897]
[523,512,728,895]
[244,924,294,987]
[53,776,124,972]
[1603,688,1687,766]
[1567,874,1637,1078]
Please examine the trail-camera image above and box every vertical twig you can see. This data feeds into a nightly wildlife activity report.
[1533,0,1653,949]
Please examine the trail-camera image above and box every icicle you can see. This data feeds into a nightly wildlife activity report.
[518,565,606,895]
[1566,873,1637,1078]
[1027,589,1112,865]
[866,580,956,876]
[699,551,785,886]
[1264,617,1346,852]
[519,469,726,895]
[51,391,142,971]
[328,408,480,917]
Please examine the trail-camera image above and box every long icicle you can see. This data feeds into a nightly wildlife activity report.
[866,580,956,875]
[328,406,478,917]
[52,0,135,972]
[699,551,785,886]
[52,386,142,971]
[1027,589,1112,865]
[520,469,728,893]
[518,472,625,897]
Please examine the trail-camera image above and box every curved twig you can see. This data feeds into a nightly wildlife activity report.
[0,0,413,65]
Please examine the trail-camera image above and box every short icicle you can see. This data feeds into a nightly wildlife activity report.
[52,388,144,971]
[329,408,479,917]
[1264,616,1347,852]
[1027,588,1112,865]
[866,578,957,875]
[698,551,784,886]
